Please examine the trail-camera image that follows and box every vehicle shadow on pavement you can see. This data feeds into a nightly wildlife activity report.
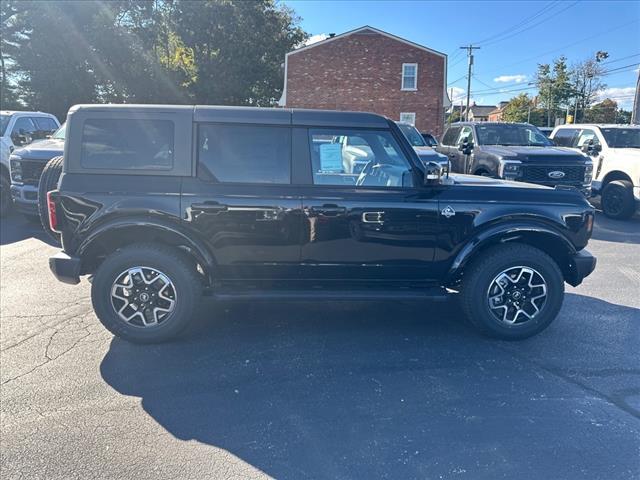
[0,213,58,246]
[100,294,640,479]
[590,211,640,245]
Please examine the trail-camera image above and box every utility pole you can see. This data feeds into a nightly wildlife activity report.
[460,44,480,121]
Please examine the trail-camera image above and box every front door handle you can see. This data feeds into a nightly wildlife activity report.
[310,204,346,216]
[191,202,228,213]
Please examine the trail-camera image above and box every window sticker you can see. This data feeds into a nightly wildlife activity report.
[319,143,343,172]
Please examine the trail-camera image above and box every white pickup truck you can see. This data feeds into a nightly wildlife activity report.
[551,124,640,219]
[1,111,60,216]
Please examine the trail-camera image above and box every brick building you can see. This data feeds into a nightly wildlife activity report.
[279,26,449,136]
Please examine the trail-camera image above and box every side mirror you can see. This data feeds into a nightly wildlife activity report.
[423,161,443,185]
[581,140,601,156]
[458,140,474,156]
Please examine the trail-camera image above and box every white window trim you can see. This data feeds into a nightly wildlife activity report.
[399,112,416,125]
[401,63,418,91]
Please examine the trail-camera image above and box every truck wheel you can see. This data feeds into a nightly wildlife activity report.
[460,243,564,340]
[601,180,635,220]
[0,173,11,217]
[91,243,202,343]
[38,156,63,243]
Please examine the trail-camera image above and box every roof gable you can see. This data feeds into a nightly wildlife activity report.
[288,25,446,59]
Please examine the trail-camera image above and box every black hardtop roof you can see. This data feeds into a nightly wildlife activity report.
[452,121,535,127]
[69,104,390,128]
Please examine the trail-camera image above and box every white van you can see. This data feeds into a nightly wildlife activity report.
[550,124,639,219]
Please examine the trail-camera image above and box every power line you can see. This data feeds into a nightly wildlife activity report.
[473,1,559,46]
[480,1,579,48]
[475,19,639,77]
[601,53,640,66]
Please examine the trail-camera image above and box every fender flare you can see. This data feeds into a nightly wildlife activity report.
[445,221,576,283]
[76,216,216,275]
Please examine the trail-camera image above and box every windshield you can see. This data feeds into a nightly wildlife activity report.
[0,114,11,136]
[52,123,66,140]
[397,123,427,147]
[476,124,552,146]
[600,127,640,148]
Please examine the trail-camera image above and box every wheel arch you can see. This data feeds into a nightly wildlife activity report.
[601,170,632,187]
[76,219,216,284]
[445,224,577,286]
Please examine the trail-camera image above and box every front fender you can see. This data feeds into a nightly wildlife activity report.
[445,222,576,283]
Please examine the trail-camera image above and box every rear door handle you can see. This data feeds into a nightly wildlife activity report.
[191,202,228,213]
[309,204,346,216]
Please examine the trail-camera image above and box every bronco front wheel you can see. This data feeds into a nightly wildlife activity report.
[91,244,202,343]
[460,243,565,340]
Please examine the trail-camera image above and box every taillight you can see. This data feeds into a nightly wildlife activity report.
[586,213,594,235]
[47,191,58,232]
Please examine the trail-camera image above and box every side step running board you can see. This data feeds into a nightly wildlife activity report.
[208,288,450,302]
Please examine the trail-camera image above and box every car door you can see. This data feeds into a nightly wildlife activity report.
[182,121,305,281]
[300,127,440,282]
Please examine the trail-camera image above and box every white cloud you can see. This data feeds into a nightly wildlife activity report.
[493,74,528,84]
[303,33,329,47]
[595,86,636,109]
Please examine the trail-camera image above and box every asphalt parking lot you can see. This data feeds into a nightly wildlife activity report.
[1,210,639,480]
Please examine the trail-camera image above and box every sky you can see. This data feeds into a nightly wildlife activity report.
[282,0,640,109]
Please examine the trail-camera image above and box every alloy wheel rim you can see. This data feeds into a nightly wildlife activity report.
[110,266,177,327]
[487,266,547,325]
[604,190,623,215]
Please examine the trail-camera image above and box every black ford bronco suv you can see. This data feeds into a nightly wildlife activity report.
[437,122,593,196]
[48,105,596,343]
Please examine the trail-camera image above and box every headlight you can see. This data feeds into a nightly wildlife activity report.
[10,156,22,183]
[500,160,522,179]
[584,163,593,183]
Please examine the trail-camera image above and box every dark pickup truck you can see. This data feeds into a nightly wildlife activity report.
[47,105,596,343]
[437,122,593,196]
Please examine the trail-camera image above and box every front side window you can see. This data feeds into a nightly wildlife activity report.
[476,124,551,146]
[457,126,474,145]
[0,114,11,136]
[576,129,600,148]
[198,124,291,184]
[401,63,417,90]
[81,118,174,170]
[34,117,58,133]
[10,117,37,146]
[309,129,414,188]
[600,127,640,148]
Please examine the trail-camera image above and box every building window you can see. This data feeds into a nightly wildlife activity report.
[399,112,416,125]
[401,63,417,90]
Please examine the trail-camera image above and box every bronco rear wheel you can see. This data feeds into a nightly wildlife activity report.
[91,243,202,343]
[38,156,63,243]
[460,243,565,340]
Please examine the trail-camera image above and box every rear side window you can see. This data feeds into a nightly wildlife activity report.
[198,124,291,184]
[442,126,461,146]
[552,128,579,147]
[81,119,174,170]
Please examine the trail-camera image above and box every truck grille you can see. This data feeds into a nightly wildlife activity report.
[521,165,585,184]
[18,160,46,186]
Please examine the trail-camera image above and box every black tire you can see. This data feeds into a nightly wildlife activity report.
[0,172,11,218]
[460,243,565,340]
[91,243,202,343]
[38,156,63,243]
[601,180,635,220]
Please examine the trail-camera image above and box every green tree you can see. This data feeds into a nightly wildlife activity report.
[173,0,307,106]
[535,56,574,126]
[501,93,544,125]
[584,99,618,123]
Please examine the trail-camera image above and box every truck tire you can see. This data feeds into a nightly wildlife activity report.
[460,243,564,340]
[38,156,63,243]
[91,243,202,344]
[0,172,11,217]
[601,180,635,220]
